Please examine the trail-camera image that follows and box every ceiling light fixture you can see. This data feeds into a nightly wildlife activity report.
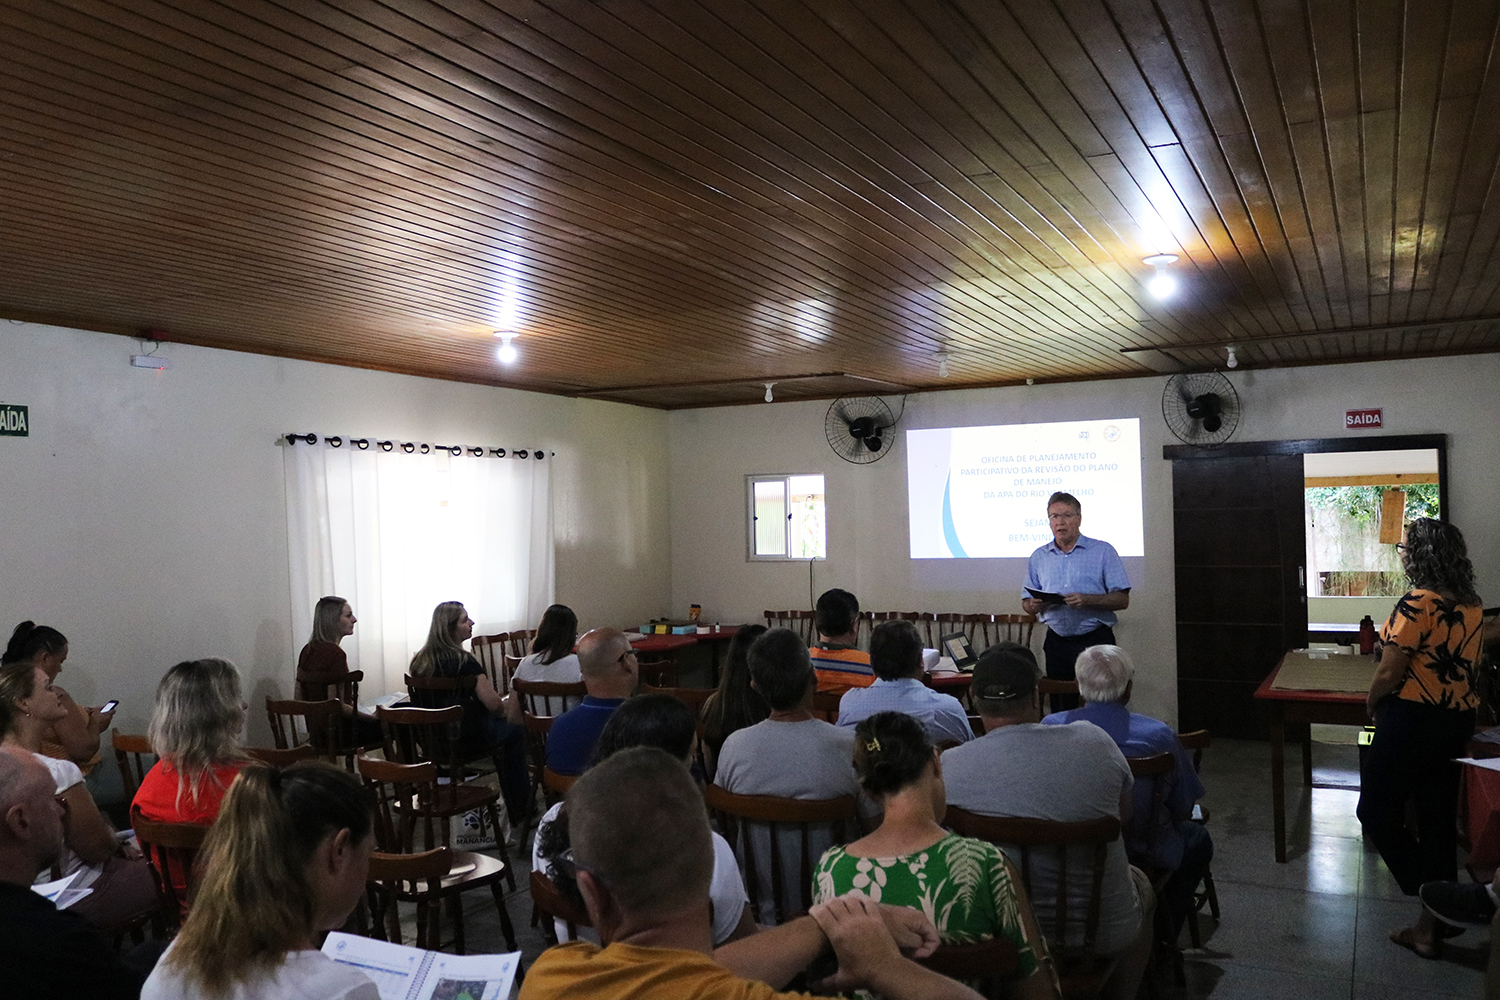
[1142,253,1180,299]
[936,351,950,378]
[1226,345,1239,369]
[764,382,775,403]
[493,331,518,364]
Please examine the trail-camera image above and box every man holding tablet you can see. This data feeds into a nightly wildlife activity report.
[1021,491,1131,710]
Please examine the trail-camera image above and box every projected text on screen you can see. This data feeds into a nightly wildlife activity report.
[906,418,1143,559]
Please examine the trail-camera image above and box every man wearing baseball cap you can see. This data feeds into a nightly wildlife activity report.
[940,642,1153,1000]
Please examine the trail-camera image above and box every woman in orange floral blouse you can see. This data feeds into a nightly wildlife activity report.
[1358,519,1484,957]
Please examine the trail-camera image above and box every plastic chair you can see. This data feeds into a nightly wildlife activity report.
[946,808,1123,1000]
[704,784,858,925]
[357,754,517,952]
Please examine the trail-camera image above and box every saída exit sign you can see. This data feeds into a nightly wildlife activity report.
[1345,408,1383,430]
[0,404,27,437]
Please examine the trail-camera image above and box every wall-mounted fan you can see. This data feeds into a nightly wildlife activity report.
[825,396,897,464]
[1162,371,1241,446]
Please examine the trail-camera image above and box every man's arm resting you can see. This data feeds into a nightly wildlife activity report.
[714,914,827,988]
[1063,589,1129,611]
[811,897,982,1000]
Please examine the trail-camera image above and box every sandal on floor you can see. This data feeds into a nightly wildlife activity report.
[1389,926,1441,960]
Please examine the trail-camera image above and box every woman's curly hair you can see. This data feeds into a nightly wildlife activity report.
[1403,518,1481,607]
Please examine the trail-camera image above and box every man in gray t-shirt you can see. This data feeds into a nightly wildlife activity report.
[716,628,865,924]
[940,642,1153,1000]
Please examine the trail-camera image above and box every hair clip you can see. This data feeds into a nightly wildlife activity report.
[865,737,882,753]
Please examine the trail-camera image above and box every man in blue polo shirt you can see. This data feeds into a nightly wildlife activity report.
[1022,491,1130,710]
[545,627,639,775]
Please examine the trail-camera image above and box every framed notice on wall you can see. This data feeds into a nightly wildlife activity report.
[0,404,27,437]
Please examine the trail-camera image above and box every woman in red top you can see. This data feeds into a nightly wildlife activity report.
[133,659,251,908]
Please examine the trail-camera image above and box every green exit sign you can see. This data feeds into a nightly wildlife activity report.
[1,404,29,437]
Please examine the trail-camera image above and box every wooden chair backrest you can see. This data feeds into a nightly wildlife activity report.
[1125,752,1175,870]
[243,744,320,767]
[763,610,816,644]
[1037,679,1080,717]
[811,690,842,723]
[358,754,441,852]
[112,730,157,800]
[1176,729,1211,772]
[992,614,1038,647]
[375,705,470,802]
[916,937,1021,999]
[704,783,858,925]
[530,868,593,944]
[366,847,450,949]
[471,632,510,691]
[506,630,537,659]
[868,611,934,647]
[403,672,478,710]
[264,697,344,757]
[513,678,587,717]
[641,684,714,714]
[945,808,1121,972]
[295,668,363,706]
[131,807,209,929]
[523,712,554,795]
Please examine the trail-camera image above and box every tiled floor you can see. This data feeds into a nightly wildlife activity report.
[432,735,1491,999]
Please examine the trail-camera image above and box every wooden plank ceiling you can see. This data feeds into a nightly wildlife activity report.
[3,0,1500,408]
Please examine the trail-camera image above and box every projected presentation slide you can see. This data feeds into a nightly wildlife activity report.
[907,418,1143,559]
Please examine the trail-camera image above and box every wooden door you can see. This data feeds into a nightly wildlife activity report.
[1173,454,1307,738]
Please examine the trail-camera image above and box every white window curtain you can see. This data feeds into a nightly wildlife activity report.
[284,443,554,694]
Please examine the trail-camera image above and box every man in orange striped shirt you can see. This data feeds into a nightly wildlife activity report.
[809,589,874,696]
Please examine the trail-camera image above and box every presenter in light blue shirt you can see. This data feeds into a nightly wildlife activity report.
[1021,491,1131,710]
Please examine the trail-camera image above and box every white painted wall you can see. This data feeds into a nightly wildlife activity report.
[1,323,671,742]
[667,353,1500,726]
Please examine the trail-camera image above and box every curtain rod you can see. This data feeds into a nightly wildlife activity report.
[283,433,552,460]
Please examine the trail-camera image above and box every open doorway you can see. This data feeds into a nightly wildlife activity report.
[1303,448,1441,635]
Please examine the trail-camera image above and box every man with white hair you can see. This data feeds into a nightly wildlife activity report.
[1043,644,1211,939]
[0,746,145,996]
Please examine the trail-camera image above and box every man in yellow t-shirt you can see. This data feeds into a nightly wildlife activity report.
[520,747,982,1000]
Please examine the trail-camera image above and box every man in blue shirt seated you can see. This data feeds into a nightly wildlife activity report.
[836,620,972,746]
[1043,644,1212,939]
[1021,490,1131,710]
[544,628,639,775]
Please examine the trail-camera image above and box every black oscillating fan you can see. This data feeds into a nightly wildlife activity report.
[825,396,897,464]
[1162,372,1241,446]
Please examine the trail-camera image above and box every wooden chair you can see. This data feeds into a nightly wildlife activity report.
[946,808,1123,1000]
[366,847,450,950]
[264,697,347,763]
[811,690,842,723]
[506,629,537,659]
[131,808,209,931]
[243,744,320,767]
[375,705,516,890]
[993,613,1038,647]
[764,610,816,644]
[641,684,713,715]
[295,667,363,706]
[1038,678,1081,717]
[530,868,593,945]
[403,673,500,775]
[522,712,555,808]
[1127,752,1181,984]
[868,611,933,647]
[1175,729,1219,947]
[704,784,858,925]
[357,755,518,952]
[934,612,994,647]
[471,632,510,691]
[635,654,681,688]
[916,937,1021,1000]
[112,730,158,801]
[513,678,586,718]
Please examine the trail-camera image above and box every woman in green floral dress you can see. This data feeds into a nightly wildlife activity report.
[814,711,1058,999]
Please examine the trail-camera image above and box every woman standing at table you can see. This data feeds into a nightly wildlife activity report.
[409,601,531,827]
[1359,519,1485,957]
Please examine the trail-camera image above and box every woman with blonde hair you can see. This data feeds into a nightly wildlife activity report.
[0,662,157,930]
[296,596,380,744]
[132,659,252,911]
[141,762,379,999]
[409,601,531,826]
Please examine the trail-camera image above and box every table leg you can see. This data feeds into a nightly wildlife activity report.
[1271,704,1287,863]
[1301,721,1314,787]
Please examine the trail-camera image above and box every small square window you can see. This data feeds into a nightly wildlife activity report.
[748,474,826,560]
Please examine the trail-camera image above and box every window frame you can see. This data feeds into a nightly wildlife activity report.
[746,473,827,562]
